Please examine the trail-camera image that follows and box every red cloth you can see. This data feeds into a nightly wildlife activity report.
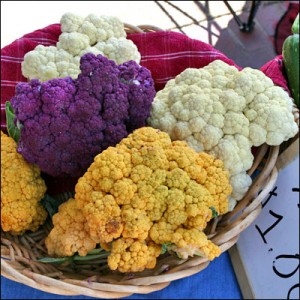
[1,24,61,132]
[260,54,288,90]
[274,2,299,54]
[1,23,290,132]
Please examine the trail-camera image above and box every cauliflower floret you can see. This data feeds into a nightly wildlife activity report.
[229,172,252,201]
[118,126,172,150]
[231,67,274,103]
[1,131,47,235]
[196,152,232,214]
[78,14,126,44]
[203,59,239,88]
[193,125,223,150]
[22,45,80,81]
[219,89,247,112]
[95,37,141,64]
[246,87,298,145]
[170,228,221,260]
[149,220,178,245]
[110,178,137,205]
[163,189,188,226]
[22,45,60,81]
[121,206,153,240]
[223,111,250,137]
[84,194,124,243]
[184,182,215,230]
[146,185,169,221]
[75,147,132,242]
[45,198,97,257]
[107,238,161,273]
[60,12,84,32]
[57,32,90,56]
[209,134,254,176]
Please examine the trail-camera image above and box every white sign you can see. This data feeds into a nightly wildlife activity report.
[231,150,299,299]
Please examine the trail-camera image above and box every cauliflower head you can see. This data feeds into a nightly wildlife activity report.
[48,127,231,272]
[22,12,141,81]
[12,53,156,178]
[148,60,298,207]
[1,131,47,235]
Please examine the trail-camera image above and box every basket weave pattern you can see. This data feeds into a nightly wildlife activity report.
[1,24,299,298]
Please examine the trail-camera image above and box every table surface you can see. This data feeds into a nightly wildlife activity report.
[1,251,242,299]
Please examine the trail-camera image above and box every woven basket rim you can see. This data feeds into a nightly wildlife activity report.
[1,23,299,299]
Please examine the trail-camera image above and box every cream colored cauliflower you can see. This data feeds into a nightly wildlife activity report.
[77,14,126,44]
[95,37,141,65]
[148,60,298,209]
[209,134,254,176]
[60,12,84,32]
[22,12,141,81]
[22,45,79,82]
[228,172,253,210]
[57,32,90,56]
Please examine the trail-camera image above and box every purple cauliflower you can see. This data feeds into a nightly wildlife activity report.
[11,53,156,178]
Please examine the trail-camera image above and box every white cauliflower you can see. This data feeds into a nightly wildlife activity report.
[148,60,298,209]
[78,14,126,44]
[209,134,254,176]
[22,45,79,82]
[95,37,141,65]
[57,32,90,56]
[22,12,141,81]
[60,12,84,32]
[229,172,253,201]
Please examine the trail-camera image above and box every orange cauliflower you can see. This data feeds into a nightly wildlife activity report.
[45,198,97,256]
[45,127,232,273]
[107,238,161,273]
[1,131,47,235]
[170,228,221,260]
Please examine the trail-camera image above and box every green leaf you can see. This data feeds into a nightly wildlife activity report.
[73,253,109,261]
[84,248,105,255]
[40,194,67,218]
[5,101,21,143]
[161,242,172,255]
[38,247,108,265]
[209,207,219,218]
[38,257,73,264]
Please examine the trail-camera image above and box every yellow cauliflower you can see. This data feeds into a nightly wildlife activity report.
[45,198,97,257]
[46,127,232,273]
[1,131,47,235]
[170,228,221,260]
[107,238,161,273]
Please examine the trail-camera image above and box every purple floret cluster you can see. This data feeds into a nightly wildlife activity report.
[11,53,156,178]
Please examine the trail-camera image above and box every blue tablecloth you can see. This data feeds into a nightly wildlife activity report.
[1,251,242,299]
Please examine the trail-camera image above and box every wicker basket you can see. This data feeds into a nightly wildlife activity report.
[1,24,299,299]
